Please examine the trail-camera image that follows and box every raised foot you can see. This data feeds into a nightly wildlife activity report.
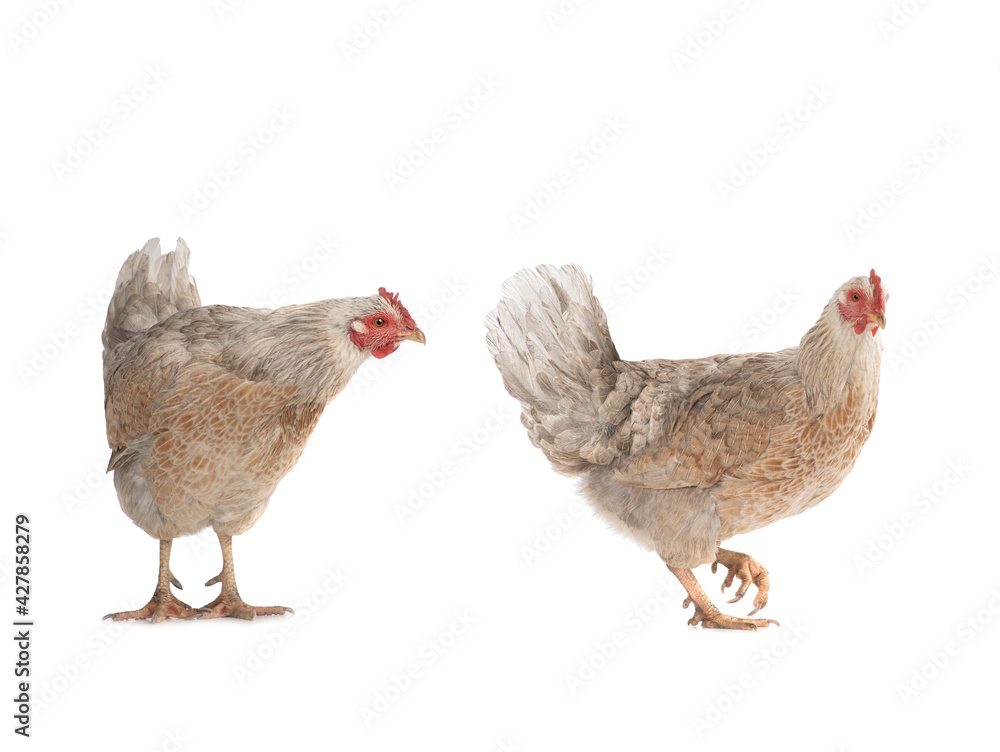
[104,591,199,623]
[195,594,294,621]
[713,549,771,616]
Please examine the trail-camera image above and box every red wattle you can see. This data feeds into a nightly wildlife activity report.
[371,342,400,359]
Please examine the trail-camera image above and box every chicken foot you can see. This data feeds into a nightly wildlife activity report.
[196,532,294,620]
[104,539,199,622]
[666,563,778,631]
[712,548,771,616]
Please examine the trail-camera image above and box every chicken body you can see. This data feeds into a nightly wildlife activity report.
[103,238,424,621]
[108,303,368,541]
[486,265,886,629]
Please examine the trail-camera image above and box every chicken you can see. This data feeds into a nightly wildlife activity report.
[486,265,887,630]
[102,238,425,622]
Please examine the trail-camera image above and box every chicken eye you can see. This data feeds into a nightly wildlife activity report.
[852,293,860,301]
[374,318,385,327]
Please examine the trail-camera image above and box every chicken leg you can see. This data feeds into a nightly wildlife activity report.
[104,539,199,622]
[196,532,293,620]
[667,558,779,631]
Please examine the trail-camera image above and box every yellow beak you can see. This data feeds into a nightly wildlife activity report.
[866,312,886,329]
[398,327,426,345]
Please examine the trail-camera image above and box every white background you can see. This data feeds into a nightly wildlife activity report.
[3,0,999,749]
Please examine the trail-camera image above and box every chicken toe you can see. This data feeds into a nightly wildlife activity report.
[104,591,199,623]
[686,603,779,631]
[196,594,293,621]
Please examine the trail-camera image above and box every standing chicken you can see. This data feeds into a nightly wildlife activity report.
[486,265,886,630]
[102,238,424,621]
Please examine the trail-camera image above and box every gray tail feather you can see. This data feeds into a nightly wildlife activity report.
[485,263,626,475]
[102,238,201,361]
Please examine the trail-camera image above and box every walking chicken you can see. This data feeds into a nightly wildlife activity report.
[486,265,886,629]
[102,238,424,621]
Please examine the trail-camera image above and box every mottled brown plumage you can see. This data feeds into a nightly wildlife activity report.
[102,238,424,622]
[487,264,887,629]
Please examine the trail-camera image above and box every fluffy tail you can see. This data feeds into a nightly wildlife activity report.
[102,238,201,363]
[485,264,630,475]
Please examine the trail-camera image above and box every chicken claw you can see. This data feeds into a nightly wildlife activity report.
[667,563,779,631]
[686,603,779,631]
[712,548,771,616]
[103,540,198,622]
[104,591,200,623]
[195,594,293,621]
[196,532,293,620]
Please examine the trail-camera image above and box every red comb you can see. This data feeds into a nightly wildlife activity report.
[870,269,885,310]
[378,287,415,324]
[869,268,882,294]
